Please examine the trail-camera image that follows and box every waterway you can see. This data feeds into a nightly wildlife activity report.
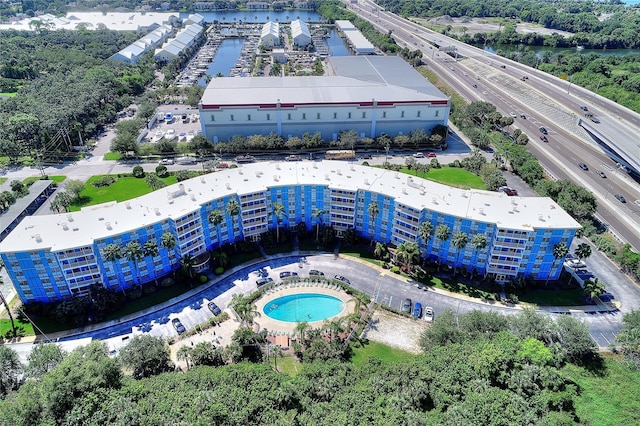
[198,38,245,85]
[180,10,322,23]
[326,28,350,57]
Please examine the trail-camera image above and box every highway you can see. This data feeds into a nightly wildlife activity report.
[346,0,640,251]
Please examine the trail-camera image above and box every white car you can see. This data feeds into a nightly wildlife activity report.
[423,307,434,323]
[159,159,174,165]
[153,130,164,141]
[509,112,517,118]
[412,152,424,158]
[165,129,176,140]
[634,199,640,207]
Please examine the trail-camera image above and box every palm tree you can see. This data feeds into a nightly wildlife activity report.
[272,202,285,243]
[160,232,178,276]
[418,221,434,257]
[373,242,387,260]
[103,243,124,286]
[230,293,257,325]
[547,242,569,286]
[395,242,419,274]
[180,254,197,282]
[311,208,326,241]
[143,241,159,285]
[295,321,310,344]
[271,345,283,371]
[451,232,469,272]
[124,241,144,286]
[470,234,488,272]
[574,243,592,263]
[367,201,379,242]
[583,278,605,302]
[177,345,192,371]
[435,224,451,262]
[208,209,224,247]
[225,199,241,243]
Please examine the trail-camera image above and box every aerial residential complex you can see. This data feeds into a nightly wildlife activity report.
[198,56,450,142]
[0,162,580,304]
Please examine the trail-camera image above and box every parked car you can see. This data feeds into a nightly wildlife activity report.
[402,298,412,314]
[181,114,189,124]
[309,269,325,277]
[412,152,425,158]
[360,154,373,159]
[423,307,435,322]
[159,158,174,165]
[412,302,422,318]
[176,156,196,165]
[165,129,176,140]
[256,277,274,287]
[615,194,627,203]
[597,170,607,178]
[208,302,221,316]
[578,162,589,171]
[426,152,437,158]
[279,271,298,279]
[498,186,518,196]
[171,318,186,334]
[164,112,173,122]
[286,155,301,161]
[334,275,350,284]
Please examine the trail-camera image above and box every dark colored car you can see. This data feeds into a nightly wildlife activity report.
[498,186,518,196]
[208,302,222,316]
[539,127,548,134]
[540,135,548,142]
[412,302,422,318]
[256,277,274,287]
[309,269,325,277]
[615,194,627,203]
[360,154,373,159]
[578,163,589,171]
[279,271,298,279]
[171,318,186,334]
[580,105,588,111]
[402,298,412,314]
[334,275,350,284]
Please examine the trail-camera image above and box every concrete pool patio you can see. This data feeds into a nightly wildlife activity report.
[253,284,357,334]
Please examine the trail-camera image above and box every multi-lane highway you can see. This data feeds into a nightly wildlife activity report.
[346,0,640,250]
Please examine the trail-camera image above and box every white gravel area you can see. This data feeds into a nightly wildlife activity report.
[362,310,427,354]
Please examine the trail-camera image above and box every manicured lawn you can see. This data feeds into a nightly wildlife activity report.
[0,92,17,97]
[69,175,178,211]
[0,318,35,337]
[563,353,640,425]
[349,339,415,366]
[399,166,486,190]
[276,355,301,377]
[0,177,6,185]
[518,287,585,306]
[23,175,66,185]
[104,151,122,161]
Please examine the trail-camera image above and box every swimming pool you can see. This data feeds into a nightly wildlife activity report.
[264,293,345,322]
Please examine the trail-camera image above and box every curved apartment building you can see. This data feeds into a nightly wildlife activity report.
[0,161,580,304]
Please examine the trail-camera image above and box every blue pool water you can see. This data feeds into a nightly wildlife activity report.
[264,293,344,322]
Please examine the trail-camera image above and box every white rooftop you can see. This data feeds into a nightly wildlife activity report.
[201,56,448,107]
[0,162,579,254]
[291,19,310,38]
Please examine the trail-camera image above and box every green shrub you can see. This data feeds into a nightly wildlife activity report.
[132,165,145,178]
[229,164,238,169]
[215,267,224,275]
[92,175,117,188]
[391,266,400,274]
[155,165,169,177]
[199,275,208,283]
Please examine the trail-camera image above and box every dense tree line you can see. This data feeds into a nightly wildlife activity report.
[0,29,154,162]
[0,307,612,424]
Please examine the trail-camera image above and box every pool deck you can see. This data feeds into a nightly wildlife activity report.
[253,283,356,334]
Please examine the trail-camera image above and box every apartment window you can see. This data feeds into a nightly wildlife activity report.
[348,112,352,119]
[362,111,366,118]
[435,110,439,117]
[230,114,234,121]
[210,114,215,122]
[317,112,321,119]
[287,113,292,120]
[401,111,405,118]
[382,111,386,118]
[247,114,251,121]
[266,113,271,121]
[302,113,306,120]
[333,112,337,119]
[417,111,421,117]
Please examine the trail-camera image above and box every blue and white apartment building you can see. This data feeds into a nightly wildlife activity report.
[0,162,580,304]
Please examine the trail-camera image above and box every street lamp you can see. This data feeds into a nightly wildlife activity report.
[604,163,626,201]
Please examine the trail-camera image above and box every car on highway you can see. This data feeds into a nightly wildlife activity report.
[500,64,506,68]
[402,298,412,314]
[207,302,222,316]
[509,112,517,118]
[176,156,196,165]
[615,194,627,203]
[159,158,174,165]
[412,302,422,318]
[520,113,527,119]
[590,116,600,124]
[540,135,548,143]
[334,275,350,284]
[596,170,607,178]
[256,277,274,287]
[539,127,548,134]
[279,271,298,279]
[578,162,589,171]
[171,318,186,334]
[423,307,435,322]
[580,105,589,111]
[309,269,325,277]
